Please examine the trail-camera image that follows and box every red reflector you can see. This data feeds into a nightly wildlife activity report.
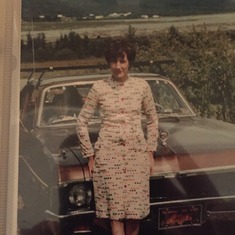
[73,225,91,233]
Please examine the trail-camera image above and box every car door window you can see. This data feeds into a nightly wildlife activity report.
[41,84,93,125]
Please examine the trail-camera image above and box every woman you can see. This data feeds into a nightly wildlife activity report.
[76,38,158,235]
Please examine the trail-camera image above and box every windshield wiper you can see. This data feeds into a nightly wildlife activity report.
[159,113,181,121]
[50,115,77,124]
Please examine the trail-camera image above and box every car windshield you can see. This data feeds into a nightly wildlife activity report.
[39,78,195,126]
[40,83,93,126]
[147,79,195,118]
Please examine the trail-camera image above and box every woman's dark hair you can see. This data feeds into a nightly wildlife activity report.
[104,38,136,66]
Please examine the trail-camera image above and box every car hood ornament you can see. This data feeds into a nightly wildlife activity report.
[159,130,169,147]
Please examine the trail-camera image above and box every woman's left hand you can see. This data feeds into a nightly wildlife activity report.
[148,152,154,175]
[88,155,95,177]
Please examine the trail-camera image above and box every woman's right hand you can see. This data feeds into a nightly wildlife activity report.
[148,152,154,175]
[88,156,95,177]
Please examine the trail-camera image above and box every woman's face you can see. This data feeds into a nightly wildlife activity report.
[110,52,129,82]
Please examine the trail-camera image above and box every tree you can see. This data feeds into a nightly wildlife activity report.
[138,26,235,122]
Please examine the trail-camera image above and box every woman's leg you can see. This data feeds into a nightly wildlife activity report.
[110,220,125,235]
[125,220,140,235]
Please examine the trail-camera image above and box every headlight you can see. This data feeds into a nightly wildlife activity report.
[69,184,92,207]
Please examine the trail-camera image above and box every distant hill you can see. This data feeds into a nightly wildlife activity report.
[22,0,235,20]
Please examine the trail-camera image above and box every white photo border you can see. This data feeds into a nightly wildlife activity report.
[0,0,21,234]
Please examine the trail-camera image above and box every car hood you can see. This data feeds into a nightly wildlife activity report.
[33,117,235,180]
[155,116,235,176]
[159,116,235,154]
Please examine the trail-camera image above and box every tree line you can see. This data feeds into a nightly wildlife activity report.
[21,26,235,123]
[21,32,108,62]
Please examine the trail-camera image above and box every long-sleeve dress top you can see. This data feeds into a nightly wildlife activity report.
[76,76,158,157]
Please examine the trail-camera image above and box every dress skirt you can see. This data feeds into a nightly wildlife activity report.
[93,141,150,220]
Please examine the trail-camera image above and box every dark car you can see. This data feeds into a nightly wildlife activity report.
[19,69,235,235]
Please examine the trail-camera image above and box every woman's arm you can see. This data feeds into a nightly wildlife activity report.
[142,82,159,152]
[76,83,99,158]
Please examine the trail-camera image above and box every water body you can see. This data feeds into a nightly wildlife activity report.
[21,12,235,42]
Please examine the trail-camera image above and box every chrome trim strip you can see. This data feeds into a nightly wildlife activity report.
[208,210,235,214]
[58,179,92,187]
[45,209,95,219]
[150,195,235,206]
[152,165,235,179]
[207,210,235,220]
[73,230,91,234]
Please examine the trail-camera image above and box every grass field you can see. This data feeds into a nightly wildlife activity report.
[21,12,235,42]
[21,12,235,32]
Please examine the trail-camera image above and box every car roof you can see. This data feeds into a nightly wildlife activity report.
[31,73,170,88]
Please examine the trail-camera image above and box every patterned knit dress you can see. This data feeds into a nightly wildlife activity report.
[77,76,158,220]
